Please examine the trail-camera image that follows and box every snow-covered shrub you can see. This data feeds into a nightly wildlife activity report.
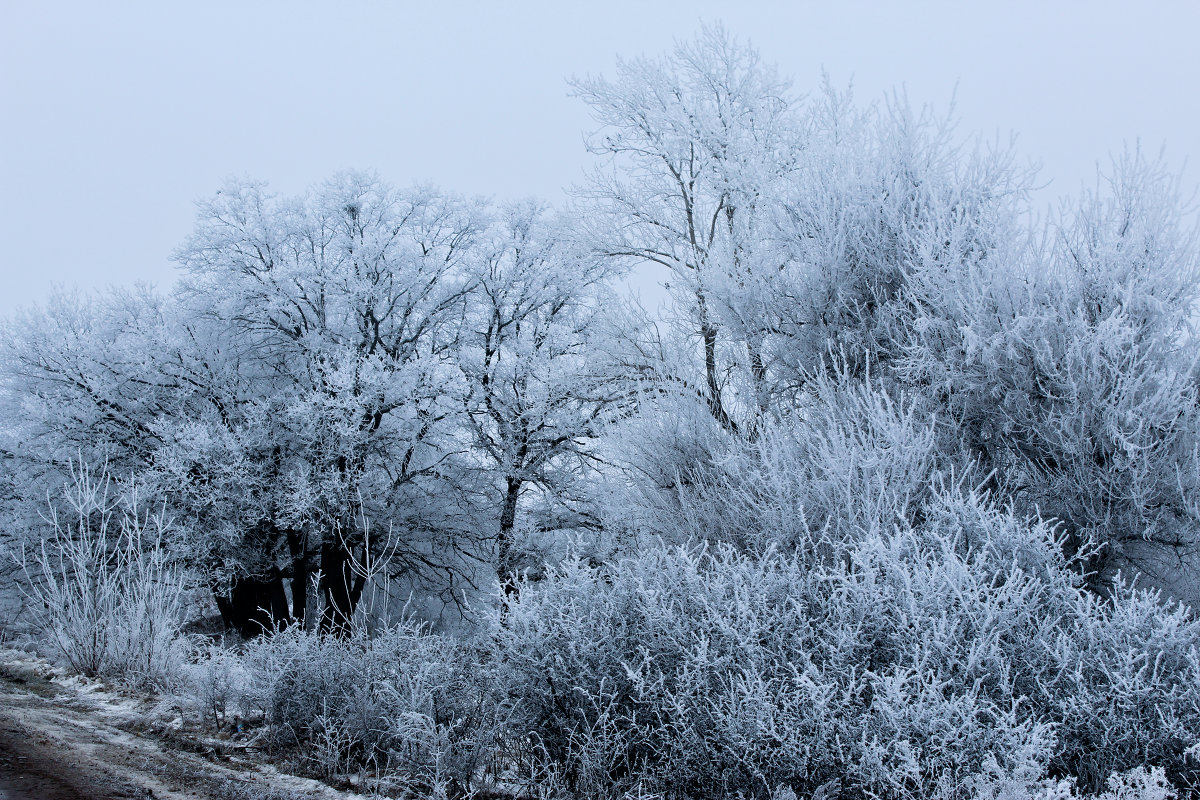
[241,625,360,741]
[499,484,1057,799]
[970,763,1176,800]
[1096,767,1177,800]
[610,373,953,563]
[240,622,500,794]
[716,376,947,553]
[181,641,250,730]
[22,463,186,688]
[498,465,1200,799]
[896,151,1200,585]
[1046,580,1200,793]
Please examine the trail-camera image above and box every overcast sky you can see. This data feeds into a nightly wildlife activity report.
[2,2,1198,315]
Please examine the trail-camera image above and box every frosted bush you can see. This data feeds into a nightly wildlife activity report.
[240,625,360,741]
[239,622,500,794]
[500,498,1024,796]
[895,151,1200,584]
[181,641,249,729]
[1046,580,1200,793]
[22,463,186,688]
[498,471,1200,799]
[1096,767,1176,800]
[618,375,961,563]
[971,763,1176,800]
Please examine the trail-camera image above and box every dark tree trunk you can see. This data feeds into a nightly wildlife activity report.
[266,568,289,625]
[291,562,309,626]
[212,586,234,630]
[286,529,309,627]
[497,476,522,601]
[319,541,352,636]
[496,476,524,627]
[698,307,735,433]
[217,571,288,638]
[319,540,366,637]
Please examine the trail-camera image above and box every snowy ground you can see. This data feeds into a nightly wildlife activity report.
[0,648,363,800]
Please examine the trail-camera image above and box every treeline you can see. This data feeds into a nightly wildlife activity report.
[4,184,618,635]
[3,26,1200,799]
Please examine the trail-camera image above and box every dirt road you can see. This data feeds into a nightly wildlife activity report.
[0,703,144,799]
[0,650,351,800]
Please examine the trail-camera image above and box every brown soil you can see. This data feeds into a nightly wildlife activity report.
[0,712,145,799]
[0,652,348,800]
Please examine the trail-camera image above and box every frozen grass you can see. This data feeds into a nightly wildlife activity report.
[21,462,186,689]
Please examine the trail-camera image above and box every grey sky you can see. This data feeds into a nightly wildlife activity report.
[2,1,1197,314]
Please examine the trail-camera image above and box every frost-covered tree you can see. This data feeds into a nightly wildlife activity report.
[573,24,800,431]
[457,202,622,594]
[579,26,1200,591]
[173,172,490,633]
[897,151,1200,585]
[0,287,182,485]
[2,176,633,635]
[765,94,1027,396]
[144,314,312,634]
[576,27,1025,425]
[0,286,192,557]
[577,29,1035,570]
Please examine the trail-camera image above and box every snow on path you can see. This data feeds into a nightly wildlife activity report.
[0,647,361,800]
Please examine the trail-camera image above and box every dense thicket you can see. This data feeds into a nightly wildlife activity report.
[3,25,1200,800]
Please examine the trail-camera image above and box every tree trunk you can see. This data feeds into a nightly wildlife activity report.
[290,563,309,627]
[496,476,524,626]
[217,571,288,638]
[696,293,736,433]
[319,540,362,637]
[497,476,522,598]
[286,529,309,627]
